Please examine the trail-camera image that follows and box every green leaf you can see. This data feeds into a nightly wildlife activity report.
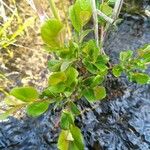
[142,53,150,63]
[82,40,99,62]
[65,67,79,86]
[91,75,104,87]
[41,19,64,49]
[60,111,74,130]
[48,59,62,72]
[79,29,93,43]
[96,55,109,64]
[94,60,108,76]
[82,58,97,74]
[100,3,113,16]
[108,0,117,5]
[70,125,84,150]
[69,0,92,32]
[10,87,39,102]
[58,130,78,150]
[58,125,84,150]
[61,62,70,72]
[91,55,109,75]
[120,50,133,62]
[69,142,79,150]
[84,75,104,87]
[69,5,81,32]
[44,83,66,95]
[64,88,74,97]
[94,62,108,72]
[27,101,50,117]
[83,76,95,86]
[69,102,80,116]
[83,88,95,102]
[49,72,67,86]
[60,42,78,59]
[93,86,106,100]
[58,130,70,150]
[99,3,113,25]
[83,86,106,102]
[112,65,123,77]
[61,60,74,72]
[132,59,147,70]
[131,73,149,84]
[137,45,150,63]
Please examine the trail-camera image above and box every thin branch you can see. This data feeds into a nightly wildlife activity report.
[49,0,60,20]
[11,43,41,51]
[0,0,7,21]
[145,10,150,17]
[91,0,99,48]
[112,0,124,20]
[102,0,124,50]
[0,0,14,13]
[96,9,114,24]
[100,0,104,45]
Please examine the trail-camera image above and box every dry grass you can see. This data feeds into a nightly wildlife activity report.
[0,0,72,100]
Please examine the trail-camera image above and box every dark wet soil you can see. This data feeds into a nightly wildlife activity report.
[1,3,150,150]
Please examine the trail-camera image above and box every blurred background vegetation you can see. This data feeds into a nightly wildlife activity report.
[0,0,72,103]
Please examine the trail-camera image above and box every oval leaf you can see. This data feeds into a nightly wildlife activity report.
[100,3,113,16]
[10,87,38,102]
[45,83,66,94]
[83,88,95,102]
[27,101,50,117]
[60,110,74,130]
[69,0,92,32]
[61,60,73,72]
[69,102,80,116]
[49,72,67,86]
[84,86,106,102]
[41,19,64,49]
[91,75,104,87]
[120,50,133,62]
[70,125,84,150]
[58,130,70,150]
[93,86,106,100]
[112,65,123,77]
[132,73,149,84]
[65,67,79,86]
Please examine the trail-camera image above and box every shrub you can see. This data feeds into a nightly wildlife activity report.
[0,0,150,149]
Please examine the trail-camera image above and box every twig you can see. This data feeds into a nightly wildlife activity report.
[0,0,7,21]
[100,0,104,45]
[99,0,106,55]
[0,88,9,96]
[102,0,124,49]
[97,9,114,24]
[145,10,150,17]
[49,0,60,20]
[11,43,41,51]
[61,0,72,40]
[145,62,150,65]
[112,0,124,20]
[0,0,14,13]
[91,0,99,48]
